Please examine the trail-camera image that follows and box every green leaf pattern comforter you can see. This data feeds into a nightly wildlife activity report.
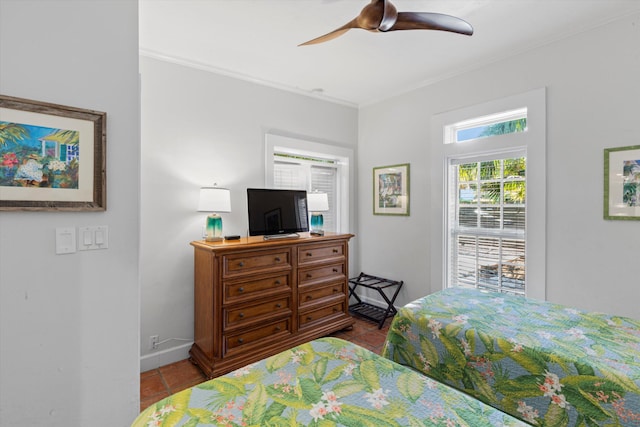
[133,337,528,426]
[382,288,640,426]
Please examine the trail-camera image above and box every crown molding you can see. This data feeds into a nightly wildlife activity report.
[139,48,357,109]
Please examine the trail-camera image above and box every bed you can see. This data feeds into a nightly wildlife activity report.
[132,337,528,426]
[382,287,640,426]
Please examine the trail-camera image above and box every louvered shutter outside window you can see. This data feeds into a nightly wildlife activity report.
[274,162,307,190]
[310,166,337,232]
[273,157,338,232]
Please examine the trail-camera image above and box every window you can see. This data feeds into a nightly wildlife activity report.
[273,153,338,232]
[265,133,352,234]
[431,88,546,300]
[445,108,527,144]
[448,154,526,295]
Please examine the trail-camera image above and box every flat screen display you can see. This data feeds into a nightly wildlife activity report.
[247,188,309,236]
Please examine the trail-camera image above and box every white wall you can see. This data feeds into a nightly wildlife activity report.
[139,56,358,369]
[0,1,140,426]
[358,13,640,319]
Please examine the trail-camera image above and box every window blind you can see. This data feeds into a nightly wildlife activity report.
[273,154,338,232]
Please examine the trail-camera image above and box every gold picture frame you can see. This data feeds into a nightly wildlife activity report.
[0,95,106,211]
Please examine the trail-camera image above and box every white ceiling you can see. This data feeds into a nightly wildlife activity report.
[139,0,640,106]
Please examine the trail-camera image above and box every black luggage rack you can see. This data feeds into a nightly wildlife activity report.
[348,272,403,329]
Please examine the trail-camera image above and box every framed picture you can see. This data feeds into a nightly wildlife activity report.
[0,95,106,211]
[604,144,640,220]
[373,163,410,216]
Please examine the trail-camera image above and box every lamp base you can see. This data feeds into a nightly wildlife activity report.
[205,213,223,242]
[310,213,324,237]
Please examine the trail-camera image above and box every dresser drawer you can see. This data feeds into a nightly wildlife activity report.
[297,242,345,266]
[224,274,290,304]
[299,281,344,309]
[223,249,291,277]
[299,300,345,328]
[225,319,291,351]
[225,296,291,328]
[299,263,345,285]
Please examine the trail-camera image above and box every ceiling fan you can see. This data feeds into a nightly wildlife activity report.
[300,0,473,46]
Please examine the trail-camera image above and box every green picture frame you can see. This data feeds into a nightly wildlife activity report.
[373,163,410,216]
[604,144,640,220]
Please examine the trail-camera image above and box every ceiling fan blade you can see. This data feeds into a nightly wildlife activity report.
[300,0,395,46]
[377,0,398,32]
[388,12,473,36]
[299,19,358,46]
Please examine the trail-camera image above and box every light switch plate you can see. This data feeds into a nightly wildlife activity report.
[78,225,109,250]
[94,225,109,248]
[56,227,76,254]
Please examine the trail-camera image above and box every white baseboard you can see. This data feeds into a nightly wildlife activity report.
[140,342,193,373]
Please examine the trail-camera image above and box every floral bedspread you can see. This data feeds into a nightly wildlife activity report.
[382,287,640,426]
[133,337,528,426]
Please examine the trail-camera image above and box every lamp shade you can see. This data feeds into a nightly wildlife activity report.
[307,192,329,212]
[198,187,231,212]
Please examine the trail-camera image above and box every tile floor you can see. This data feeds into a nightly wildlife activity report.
[140,317,392,412]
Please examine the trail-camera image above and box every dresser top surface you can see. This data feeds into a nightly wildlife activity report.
[191,232,354,252]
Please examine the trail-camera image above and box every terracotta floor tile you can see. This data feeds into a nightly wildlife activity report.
[352,339,380,353]
[358,330,388,348]
[141,368,160,380]
[140,372,167,398]
[171,377,210,394]
[328,329,352,340]
[159,359,207,391]
[140,390,170,412]
[357,316,381,327]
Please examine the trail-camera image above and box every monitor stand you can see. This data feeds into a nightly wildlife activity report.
[263,233,300,241]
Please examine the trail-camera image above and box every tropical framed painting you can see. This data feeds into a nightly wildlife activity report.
[604,144,640,220]
[373,163,410,216]
[0,95,106,211]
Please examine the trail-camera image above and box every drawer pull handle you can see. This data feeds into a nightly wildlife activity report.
[238,287,244,293]
[238,261,245,267]
[306,295,313,300]
[333,288,339,293]
[275,303,282,308]
[306,252,313,257]
[275,257,281,262]
[306,316,312,321]
[275,326,281,331]
[238,338,244,343]
[333,249,338,253]
[333,268,338,273]
[238,312,244,318]
[274,280,281,285]
[306,273,312,278]
[333,307,338,312]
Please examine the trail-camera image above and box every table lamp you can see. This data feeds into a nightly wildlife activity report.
[307,192,329,236]
[198,186,231,242]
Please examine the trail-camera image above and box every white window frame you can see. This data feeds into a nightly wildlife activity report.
[445,107,528,144]
[265,132,353,234]
[448,149,527,294]
[431,88,546,300]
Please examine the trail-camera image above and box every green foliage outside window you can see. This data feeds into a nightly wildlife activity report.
[479,118,527,138]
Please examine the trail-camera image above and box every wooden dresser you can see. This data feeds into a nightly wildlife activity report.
[189,232,355,378]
